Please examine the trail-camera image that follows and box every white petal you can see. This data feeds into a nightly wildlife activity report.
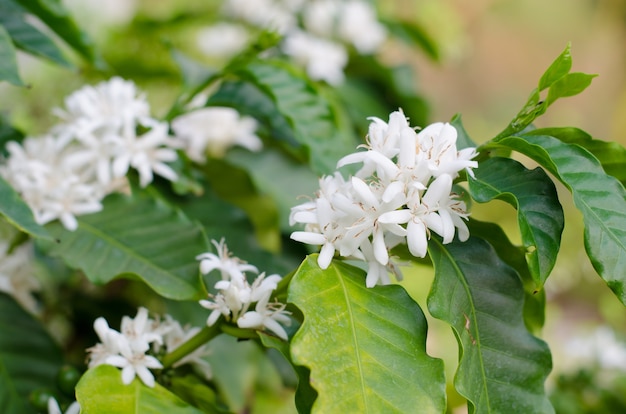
[317,242,335,269]
[290,231,326,245]
[263,317,288,340]
[135,365,156,387]
[407,220,427,258]
[378,209,411,225]
[237,311,264,329]
[372,229,388,265]
[121,365,136,384]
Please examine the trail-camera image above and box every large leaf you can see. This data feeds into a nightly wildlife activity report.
[0,25,24,86]
[427,237,554,414]
[467,219,546,334]
[0,175,51,240]
[233,59,356,174]
[14,0,101,66]
[469,157,564,286]
[289,255,446,413]
[0,0,70,66]
[526,127,626,187]
[76,365,203,413]
[0,293,63,414]
[491,134,626,304]
[42,193,208,300]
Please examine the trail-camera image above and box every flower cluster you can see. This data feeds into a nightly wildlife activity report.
[198,0,387,85]
[87,307,211,387]
[1,78,178,231]
[197,239,291,340]
[290,110,478,287]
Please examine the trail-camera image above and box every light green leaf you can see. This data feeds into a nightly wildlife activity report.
[538,43,571,91]
[428,237,554,414]
[234,59,357,174]
[0,25,25,86]
[289,255,446,414]
[526,127,626,187]
[14,0,102,66]
[469,157,564,286]
[545,72,597,106]
[75,365,203,413]
[0,293,63,414]
[0,1,70,66]
[0,175,51,240]
[492,134,626,304]
[42,193,208,300]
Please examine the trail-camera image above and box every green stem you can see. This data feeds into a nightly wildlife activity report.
[161,323,221,369]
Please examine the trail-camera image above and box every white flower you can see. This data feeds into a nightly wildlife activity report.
[0,237,39,313]
[197,23,249,58]
[237,291,292,340]
[196,238,259,283]
[282,31,348,85]
[338,1,386,54]
[48,397,80,414]
[171,107,262,161]
[417,122,478,179]
[105,335,163,387]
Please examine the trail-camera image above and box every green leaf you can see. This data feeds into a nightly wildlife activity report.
[0,175,51,240]
[526,127,626,186]
[259,332,317,414]
[545,72,597,106]
[0,293,64,414]
[234,59,356,174]
[492,134,626,304]
[469,157,564,286]
[14,0,101,66]
[289,256,446,413]
[450,113,477,149]
[467,219,546,334]
[42,193,208,300]
[538,43,571,91]
[169,375,228,414]
[0,1,70,66]
[427,237,554,414]
[0,25,25,86]
[76,365,203,413]
[380,18,440,61]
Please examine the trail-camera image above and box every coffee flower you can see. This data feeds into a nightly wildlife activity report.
[290,109,478,287]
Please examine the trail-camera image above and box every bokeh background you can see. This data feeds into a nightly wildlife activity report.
[2,0,625,412]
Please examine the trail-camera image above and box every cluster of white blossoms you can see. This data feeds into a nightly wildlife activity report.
[87,307,211,388]
[197,239,291,340]
[0,77,262,231]
[290,110,478,287]
[198,0,387,85]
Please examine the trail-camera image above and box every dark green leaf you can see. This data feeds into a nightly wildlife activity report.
[467,219,546,334]
[169,375,228,414]
[0,25,25,86]
[538,43,571,91]
[0,1,70,66]
[527,127,626,186]
[289,256,446,413]
[0,293,63,414]
[0,175,51,240]
[259,332,317,414]
[76,365,203,413]
[546,72,597,106]
[234,59,357,174]
[14,0,101,66]
[42,193,208,300]
[469,157,564,286]
[492,134,626,305]
[428,237,554,413]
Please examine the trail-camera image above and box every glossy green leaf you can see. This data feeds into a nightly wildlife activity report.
[42,193,208,300]
[545,72,597,106]
[0,25,24,86]
[0,1,70,66]
[14,0,101,66]
[234,59,356,174]
[527,127,626,186]
[0,293,63,414]
[76,365,203,413]
[289,255,446,413]
[469,157,564,286]
[428,237,554,413]
[492,134,626,304]
[538,43,571,91]
[0,175,51,240]
[467,219,546,334]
